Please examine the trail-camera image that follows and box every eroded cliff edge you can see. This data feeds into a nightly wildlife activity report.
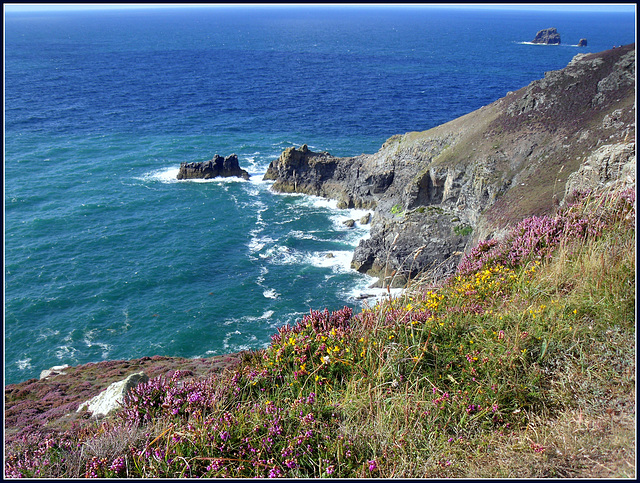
[264,44,636,287]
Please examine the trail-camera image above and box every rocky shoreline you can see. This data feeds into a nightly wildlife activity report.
[263,44,636,287]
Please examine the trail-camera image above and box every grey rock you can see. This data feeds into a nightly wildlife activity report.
[563,142,636,204]
[578,38,587,47]
[77,371,149,418]
[40,364,70,380]
[343,219,355,228]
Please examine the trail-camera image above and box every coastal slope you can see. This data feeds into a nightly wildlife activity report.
[264,44,636,286]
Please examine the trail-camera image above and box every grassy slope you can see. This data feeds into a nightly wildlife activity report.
[5,186,635,478]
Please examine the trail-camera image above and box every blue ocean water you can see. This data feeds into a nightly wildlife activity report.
[4,6,635,385]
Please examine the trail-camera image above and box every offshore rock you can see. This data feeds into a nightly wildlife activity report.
[264,45,635,286]
[177,154,250,180]
[578,38,588,47]
[532,28,561,44]
[77,371,149,418]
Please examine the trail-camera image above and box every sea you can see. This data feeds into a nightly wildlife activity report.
[4,5,635,385]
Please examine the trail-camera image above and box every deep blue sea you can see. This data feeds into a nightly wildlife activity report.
[4,6,635,385]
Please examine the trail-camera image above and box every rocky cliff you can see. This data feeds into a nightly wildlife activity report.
[264,44,636,287]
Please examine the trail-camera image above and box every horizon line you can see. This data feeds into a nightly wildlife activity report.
[4,3,637,14]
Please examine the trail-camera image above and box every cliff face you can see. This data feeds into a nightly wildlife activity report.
[264,44,636,286]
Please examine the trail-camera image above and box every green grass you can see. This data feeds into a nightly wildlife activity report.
[4,186,635,478]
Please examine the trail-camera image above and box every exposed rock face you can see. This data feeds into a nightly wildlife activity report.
[177,154,250,180]
[578,38,588,47]
[563,142,636,203]
[264,44,635,286]
[532,28,561,45]
[77,371,149,418]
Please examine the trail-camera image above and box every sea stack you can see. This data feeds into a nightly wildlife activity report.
[531,28,561,44]
[177,154,250,180]
[578,38,588,47]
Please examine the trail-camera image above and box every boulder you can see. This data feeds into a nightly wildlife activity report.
[343,219,355,228]
[360,213,372,225]
[39,364,70,380]
[77,371,149,418]
[532,28,561,45]
[177,154,250,180]
[578,38,587,47]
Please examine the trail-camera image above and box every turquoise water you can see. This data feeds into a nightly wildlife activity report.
[4,6,635,384]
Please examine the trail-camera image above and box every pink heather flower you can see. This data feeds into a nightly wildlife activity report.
[109,457,126,474]
[268,467,282,478]
[368,460,377,472]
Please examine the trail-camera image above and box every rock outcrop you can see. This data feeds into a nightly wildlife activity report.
[532,28,561,45]
[40,364,70,380]
[264,44,636,287]
[177,154,250,180]
[77,371,149,418]
[578,38,588,47]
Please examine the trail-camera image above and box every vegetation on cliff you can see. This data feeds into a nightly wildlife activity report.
[5,185,634,478]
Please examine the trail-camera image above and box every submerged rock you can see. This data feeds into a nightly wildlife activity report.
[532,28,561,45]
[177,154,250,180]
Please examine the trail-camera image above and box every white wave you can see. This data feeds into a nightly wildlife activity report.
[16,358,32,370]
[259,245,300,264]
[289,229,317,240]
[137,167,180,183]
[248,235,274,254]
[344,277,404,306]
[256,265,269,285]
[36,328,60,342]
[307,250,354,273]
[263,288,280,299]
[186,175,248,184]
[83,331,113,359]
[55,345,78,360]
[222,329,259,351]
[517,41,577,47]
